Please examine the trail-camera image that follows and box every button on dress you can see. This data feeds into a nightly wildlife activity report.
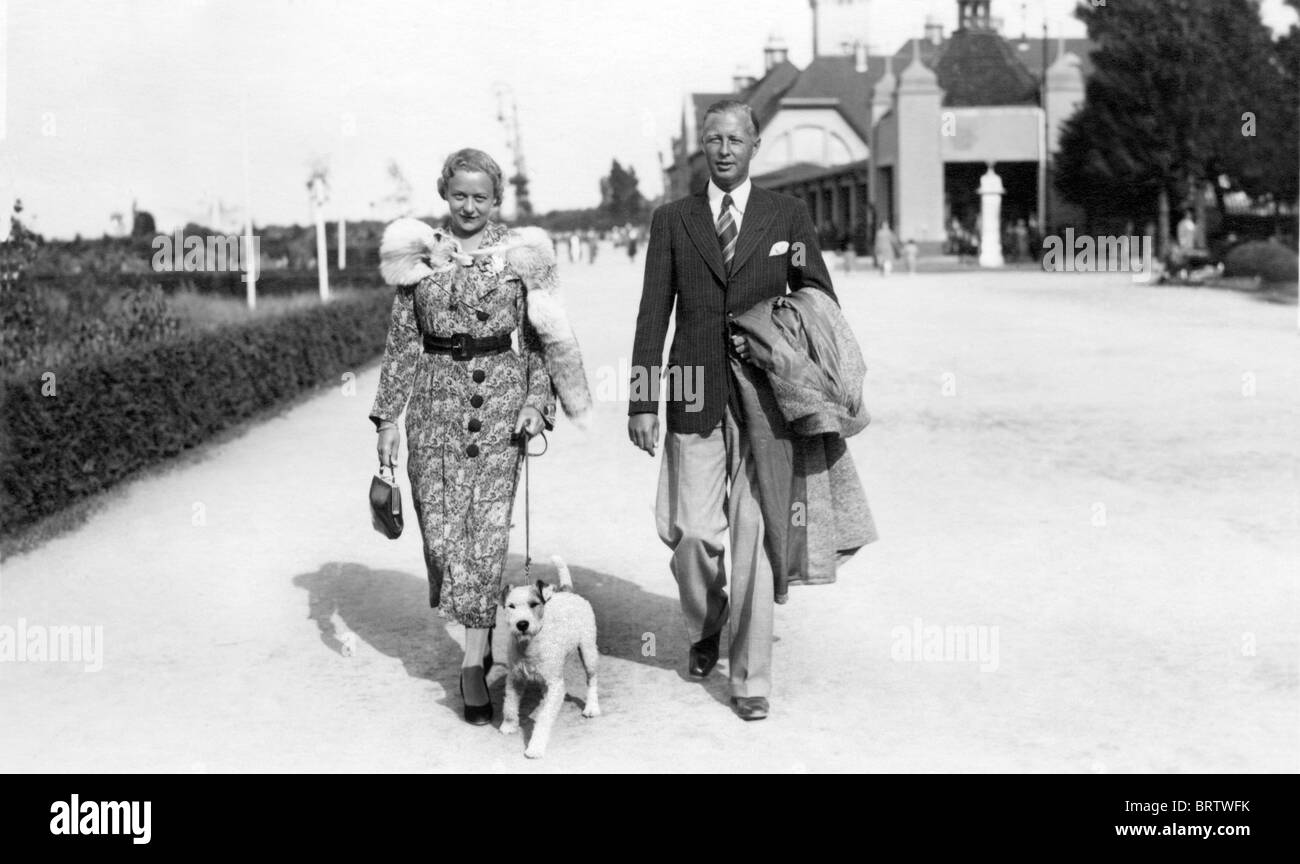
[369,221,556,628]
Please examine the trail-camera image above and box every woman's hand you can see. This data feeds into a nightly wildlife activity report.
[514,406,545,439]
[377,426,400,468]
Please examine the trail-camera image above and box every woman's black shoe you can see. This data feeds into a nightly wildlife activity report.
[460,666,493,726]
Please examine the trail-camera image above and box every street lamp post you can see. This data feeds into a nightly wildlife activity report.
[240,96,257,310]
[308,173,330,302]
[1039,17,1049,236]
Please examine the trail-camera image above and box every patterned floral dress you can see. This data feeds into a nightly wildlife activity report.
[369,220,556,628]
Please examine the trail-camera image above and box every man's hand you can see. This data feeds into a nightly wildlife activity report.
[628,413,659,457]
[730,333,753,363]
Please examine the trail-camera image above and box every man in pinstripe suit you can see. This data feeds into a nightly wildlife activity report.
[628,99,837,720]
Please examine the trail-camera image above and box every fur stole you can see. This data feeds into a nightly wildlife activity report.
[379,218,592,429]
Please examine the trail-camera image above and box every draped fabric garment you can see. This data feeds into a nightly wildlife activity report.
[729,288,877,600]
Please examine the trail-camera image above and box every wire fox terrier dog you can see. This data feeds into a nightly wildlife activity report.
[498,557,600,758]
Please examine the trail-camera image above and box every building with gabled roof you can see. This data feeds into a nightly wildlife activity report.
[664,0,1093,256]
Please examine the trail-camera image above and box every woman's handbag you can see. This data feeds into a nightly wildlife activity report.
[369,465,404,539]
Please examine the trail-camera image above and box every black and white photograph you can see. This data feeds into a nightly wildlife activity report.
[1,0,1297,798]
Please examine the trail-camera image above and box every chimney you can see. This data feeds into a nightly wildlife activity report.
[764,33,789,70]
[854,40,868,73]
[924,14,944,45]
[958,0,992,32]
[733,65,757,93]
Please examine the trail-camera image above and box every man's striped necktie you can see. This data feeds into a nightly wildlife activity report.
[716,193,738,271]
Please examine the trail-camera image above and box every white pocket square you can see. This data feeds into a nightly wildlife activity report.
[768,241,790,256]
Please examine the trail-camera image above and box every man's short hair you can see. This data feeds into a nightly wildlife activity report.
[701,99,759,139]
[437,148,504,204]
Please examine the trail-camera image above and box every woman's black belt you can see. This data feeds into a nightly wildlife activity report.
[423,332,512,360]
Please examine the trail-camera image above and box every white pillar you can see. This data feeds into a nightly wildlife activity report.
[315,210,329,301]
[309,175,330,302]
[337,218,346,271]
[978,164,1004,268]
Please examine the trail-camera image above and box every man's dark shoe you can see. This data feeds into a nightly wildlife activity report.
[688,630,721,678]
[731,696,769,721]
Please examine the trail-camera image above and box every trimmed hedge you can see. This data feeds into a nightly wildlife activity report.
[1,289,392,535]
[149,267,384,298]
[1222,241,1300,285]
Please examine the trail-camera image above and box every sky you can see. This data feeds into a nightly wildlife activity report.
[1,0,1296,238]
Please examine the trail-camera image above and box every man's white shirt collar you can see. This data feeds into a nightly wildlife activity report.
[708,177,752,219]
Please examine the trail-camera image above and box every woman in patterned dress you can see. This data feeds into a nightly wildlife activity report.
[370,149,554,724]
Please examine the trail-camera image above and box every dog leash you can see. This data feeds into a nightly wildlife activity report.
[520,430,548,580]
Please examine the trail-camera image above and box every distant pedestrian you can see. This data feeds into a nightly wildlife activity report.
[626,227,638,262]
[903,238,918,275]
[949,216,978,263]
[1013,219,1029,263]
[874,219,899,277]
[1176,211,1197,252]
[1028,214,1043,259]
[1171,211,1198,272]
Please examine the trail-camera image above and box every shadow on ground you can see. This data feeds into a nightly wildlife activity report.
[292,554,733,725]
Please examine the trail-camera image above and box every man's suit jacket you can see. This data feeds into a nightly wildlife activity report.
[629,184,838,434]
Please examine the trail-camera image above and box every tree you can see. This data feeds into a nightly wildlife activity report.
[1261,0,1300,204]
[1055,0,1296,251]
[599,160,647,224]
[1,200,49,369]
[131,208,156,238]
